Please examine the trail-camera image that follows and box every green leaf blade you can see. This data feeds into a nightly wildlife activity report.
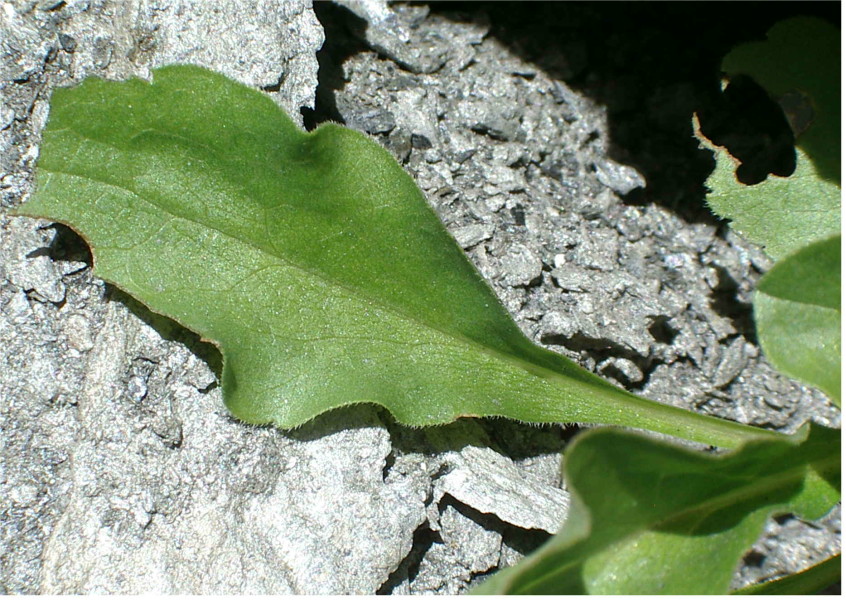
[753,235,841,405]
[757,234,841,310]
[16,65,770,447]
[474,424,840,595]
[701,144,840,262]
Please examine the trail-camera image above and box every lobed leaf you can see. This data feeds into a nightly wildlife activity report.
[13,65,766,447]
[754,235,841,406]
[699,137,839,263]
[473,424,841,595]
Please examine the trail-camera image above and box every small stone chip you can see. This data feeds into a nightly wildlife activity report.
[499,245,542,287]
[452,223,493,249]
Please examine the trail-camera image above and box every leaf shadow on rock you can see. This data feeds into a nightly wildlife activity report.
[40,222,93,266]
[284,403,572,465]
[301,1,369,130]
[108,286,223,386]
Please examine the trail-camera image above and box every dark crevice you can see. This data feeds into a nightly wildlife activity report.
[24,247,51,259]
[540,331,634,357]
[500,525,553,564]
[260,72,285,93]
[381,448,396,482]
[774,513,795,526]
[742,549,767,568]
[648,315,680,345]
[301,1,369,130]
[467,564,499,588]
[440,495,552,550]
[437,495,552,591]
[475,419,568,463]
[543,331,649,365]
[540,329,674,393]
[376,523,443,594]
[197,380,218,395]
[41,223,92,266]
[708,265,757,344]
[601,361,640,389]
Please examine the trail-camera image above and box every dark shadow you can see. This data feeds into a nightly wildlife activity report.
[107,285,224,382]
[301,1,370,130]
[377,493,553,594]
[697,74,796,185]
[441,495,552,571]
[42,222,92,265]
[281,403,400,441]
[377,522,443,594]
[278,403,571,458]
[708,265,757,344]
[428,2,839,223]
[378,410,573,465]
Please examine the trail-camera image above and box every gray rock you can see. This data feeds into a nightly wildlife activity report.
[452,223,494,249]
[335,1,487,75]
[434,445,568,536]
[732,510,842,590]
[712,336,749,388]
[392,503,503,595]
[50,0,321,124]
[1,216,83,304]
[1,0,839,594]
[499,244,542,287]
[593,157,646,195]
[600,356,644,385]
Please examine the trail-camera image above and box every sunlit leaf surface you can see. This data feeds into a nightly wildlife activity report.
[15,65,763,446]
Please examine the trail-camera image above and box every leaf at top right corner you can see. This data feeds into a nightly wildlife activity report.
[755,234,841,406]
[722,16,840,184]
[696,17,841,409]
[698,16,840,262]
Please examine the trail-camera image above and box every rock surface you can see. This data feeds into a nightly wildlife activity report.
[0,0,839,594]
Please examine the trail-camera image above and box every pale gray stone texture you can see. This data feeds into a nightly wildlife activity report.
[1,0,840,595]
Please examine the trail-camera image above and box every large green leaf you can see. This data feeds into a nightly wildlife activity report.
[473,424,841,595]
[13,65,766,447]
[755,235,841,406]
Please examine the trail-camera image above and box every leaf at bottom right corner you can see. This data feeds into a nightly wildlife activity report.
[754,234,841,406]
[472,423,840,595]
